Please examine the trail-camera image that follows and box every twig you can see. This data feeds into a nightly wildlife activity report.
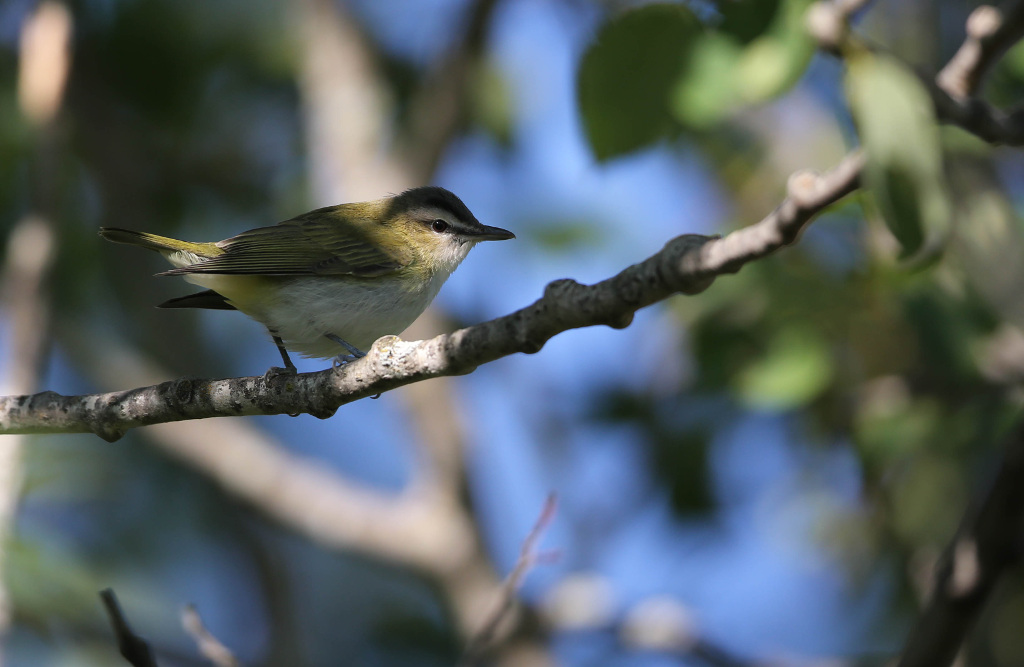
[182,605,241,667]
[805,0,876,52]
[808,0,1024,146]
[461,494,559,665]
[896,421,1024,667]
[100,589,159,667]
[928,1,1024,146]
[937,2,1024,100]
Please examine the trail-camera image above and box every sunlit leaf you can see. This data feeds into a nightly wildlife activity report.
[673,0,814,128]
[736,0,815,102]
[737,326,833,410]
[847,52,952,258]
[672,33,742,129]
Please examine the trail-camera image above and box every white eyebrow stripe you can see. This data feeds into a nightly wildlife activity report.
[409,206,462,223]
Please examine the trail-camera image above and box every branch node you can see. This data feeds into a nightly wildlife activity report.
[94,424,125,443]
[542,278,580,301]
[787,169,822,207]
[307,403,339,420]
[660,234,717,295]
[967,5,1002,40]
[170,378,194,405]
[606,312,634,330]
[806,2,847,52]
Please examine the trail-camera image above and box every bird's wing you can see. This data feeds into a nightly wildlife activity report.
[158,210,410,277]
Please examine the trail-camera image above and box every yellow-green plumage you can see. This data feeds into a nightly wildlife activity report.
[99,187,514,366]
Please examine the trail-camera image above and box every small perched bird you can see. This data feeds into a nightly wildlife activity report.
[100,186,514,371]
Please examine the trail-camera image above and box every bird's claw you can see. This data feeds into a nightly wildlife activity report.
[264,365,298,381]
[332,354,359,369]
[326,334,366,369]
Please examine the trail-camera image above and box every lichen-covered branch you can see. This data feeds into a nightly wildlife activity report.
[0,153,862,441]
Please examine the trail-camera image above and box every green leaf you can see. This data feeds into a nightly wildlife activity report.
[847,53,952,258]
[672,32,743,129]
[735,0,815,102]
[891,454,965,544]
[471,60,516,148]
[671,0,814,129]
[717,0,783,43]
[527,219,603,250]
[578,3,702,160]
[737,326,833,410]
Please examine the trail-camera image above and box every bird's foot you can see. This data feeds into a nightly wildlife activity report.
[332,355,357,369]
[264,365,298,381]
[326,334,366,368]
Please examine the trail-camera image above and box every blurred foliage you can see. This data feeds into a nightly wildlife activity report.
[577,0,813,158]
[576,0,1024,664]
[578,3,702,159]
[847,51,951,259]
[4,0,1024,665]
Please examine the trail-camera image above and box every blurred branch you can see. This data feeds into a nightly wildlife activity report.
[182,605,241,667]
[620,597,752,667]
[295,0,541,655]
[0,0,72,651]
[897,421,1024,667]
[929,1,1024,146]
[0,152,863,439]
[56,331,478,574]
[295,0,405,202]
[404,0,500,177]
[100,589,159,667]
[937,2,1024,100]
[461,495,558,665]
[808,0,1024,146]
[541,576,845,667]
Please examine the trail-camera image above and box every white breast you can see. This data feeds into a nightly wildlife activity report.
[185,269,454,359]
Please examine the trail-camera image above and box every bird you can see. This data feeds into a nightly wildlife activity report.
[100,186,514,372]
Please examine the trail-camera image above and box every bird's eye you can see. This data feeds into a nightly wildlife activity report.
[431,219,449,233]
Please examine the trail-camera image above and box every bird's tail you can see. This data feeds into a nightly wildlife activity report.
[98,227,215,254]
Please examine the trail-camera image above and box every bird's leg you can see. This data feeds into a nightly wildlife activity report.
[326,334,379,398]
[325,333,366,368]
[264,334,298,379]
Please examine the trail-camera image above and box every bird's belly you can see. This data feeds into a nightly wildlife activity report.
[186,274,439,359]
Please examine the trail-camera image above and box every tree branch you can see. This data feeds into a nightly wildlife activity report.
[937,2,1024,100]
[182,605,241,667]
[0,152,862,440]
[928,1,1024,146]
[896,420,1024,667]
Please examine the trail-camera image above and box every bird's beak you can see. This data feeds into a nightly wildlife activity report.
[472,225,516,242]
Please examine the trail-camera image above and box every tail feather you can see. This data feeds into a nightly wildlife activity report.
[99,227,218,256]
[158,290,236,311]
